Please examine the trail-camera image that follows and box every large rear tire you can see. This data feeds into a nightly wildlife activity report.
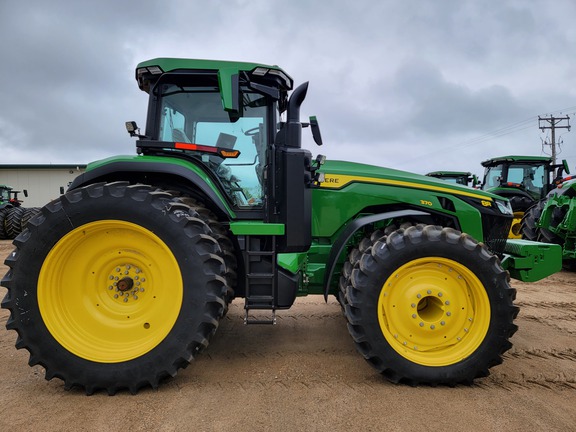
[345,225,518,385]
[521,200,545,241]
[1,182,229,394]
[5,206,24,239]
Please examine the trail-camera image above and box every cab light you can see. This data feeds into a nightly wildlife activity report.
[219,149,240,158]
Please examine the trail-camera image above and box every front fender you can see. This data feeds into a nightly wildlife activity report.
[322,209,429,299]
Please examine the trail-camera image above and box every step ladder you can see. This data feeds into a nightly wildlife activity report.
[243,235,277,325]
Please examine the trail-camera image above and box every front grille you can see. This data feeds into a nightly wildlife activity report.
[482,214,512,256]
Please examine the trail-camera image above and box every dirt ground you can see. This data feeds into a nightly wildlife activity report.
[0,240,574,432]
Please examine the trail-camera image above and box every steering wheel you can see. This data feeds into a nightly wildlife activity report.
[244,127,260,136]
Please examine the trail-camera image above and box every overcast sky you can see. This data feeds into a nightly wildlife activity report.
[2,0,576,178]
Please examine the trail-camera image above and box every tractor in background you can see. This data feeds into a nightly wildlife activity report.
[480,155,569,238]
[522,174,576,270]
[0,184,40,239]
[1,58,562,395]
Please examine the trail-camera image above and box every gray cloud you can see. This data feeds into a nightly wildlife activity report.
[1,0,576,176]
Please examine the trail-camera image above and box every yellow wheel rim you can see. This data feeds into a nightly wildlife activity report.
[377,257,490,367]
[509,211,524,239]
[38,220,183,363]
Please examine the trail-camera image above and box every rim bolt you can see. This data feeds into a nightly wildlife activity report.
[427,290,432,294]
[123,297,128,303]
[133,295,138,300]
[116,267,120,272]
[468,317,473,322]
[446,312,452,317]
[108,285,113,290]
[394,334,398,338]
[109,275,114,280]
[445,300,450,305]
[416,294,422,299]
[126,265,131,270]
[430,325,435,330]
[114,294,118,299]
[457,337,461,341]
[412,314,417,319]
[141,278,146,282]
[140,288,145,292]
[464,328,469,332]
[441,321,446,326]
[419,322,424,327]
[403,341,407,346]
[438,292,443,297]
[411,303,416,308]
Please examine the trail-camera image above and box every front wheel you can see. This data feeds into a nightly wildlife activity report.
[1,182,230,394]
[345,225,518,385]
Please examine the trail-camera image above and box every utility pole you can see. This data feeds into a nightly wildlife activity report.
[539,115,571,164]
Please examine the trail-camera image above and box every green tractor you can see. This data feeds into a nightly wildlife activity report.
[426,171,479,187]
[521,175,576,270]
[1,58,562,395]
[0,185,39,240]
[480,155,569,238]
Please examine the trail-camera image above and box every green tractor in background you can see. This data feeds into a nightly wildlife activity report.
[1,58,562,395]
[426,171,480,188]
[0,184,40,240]
[480,155,569,238]
[522,175,576,270]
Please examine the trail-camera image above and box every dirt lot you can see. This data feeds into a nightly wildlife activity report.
[0,239,574,431]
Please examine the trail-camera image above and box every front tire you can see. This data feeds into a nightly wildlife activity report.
[345,225,518,385]
[1,182,229,394]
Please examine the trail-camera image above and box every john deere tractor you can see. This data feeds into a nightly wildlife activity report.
[1,58,561,395]
[426,171,479,187]
[522,175,576,270]
[480,155,569,238]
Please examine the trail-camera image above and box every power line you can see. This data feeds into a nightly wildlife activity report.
[539,115,571,164]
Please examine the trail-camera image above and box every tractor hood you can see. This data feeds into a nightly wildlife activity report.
[318,160,502,201]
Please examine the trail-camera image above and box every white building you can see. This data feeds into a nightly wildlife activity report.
[0,164,86,207]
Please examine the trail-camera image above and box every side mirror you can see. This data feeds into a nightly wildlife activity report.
[563,159,570,175]
[309,116,323,146]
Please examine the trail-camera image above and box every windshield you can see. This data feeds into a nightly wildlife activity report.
[483,164,504,189]
[506,164,545,198]
[157,83,270,208]
[0,188,10,201]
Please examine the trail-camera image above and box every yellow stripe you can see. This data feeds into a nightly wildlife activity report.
[319,174,493,201]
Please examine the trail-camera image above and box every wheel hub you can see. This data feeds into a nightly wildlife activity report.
[378,258,489,366]
[108,264,146,303]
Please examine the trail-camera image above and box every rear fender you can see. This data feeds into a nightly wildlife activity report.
[68,160,236,219]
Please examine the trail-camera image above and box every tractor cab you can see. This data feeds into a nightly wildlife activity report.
[126,59,323,257]
[481,156,569,203]
[480,155,570,238]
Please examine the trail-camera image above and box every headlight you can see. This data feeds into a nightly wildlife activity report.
[495,199,513,215]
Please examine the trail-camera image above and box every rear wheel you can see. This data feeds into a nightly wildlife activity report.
[5,206,24,239]
[1,182,229,394]
[20,207,42,231]
[0,207,10,239]
[345,225,518,385]
[521,200,545,241]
